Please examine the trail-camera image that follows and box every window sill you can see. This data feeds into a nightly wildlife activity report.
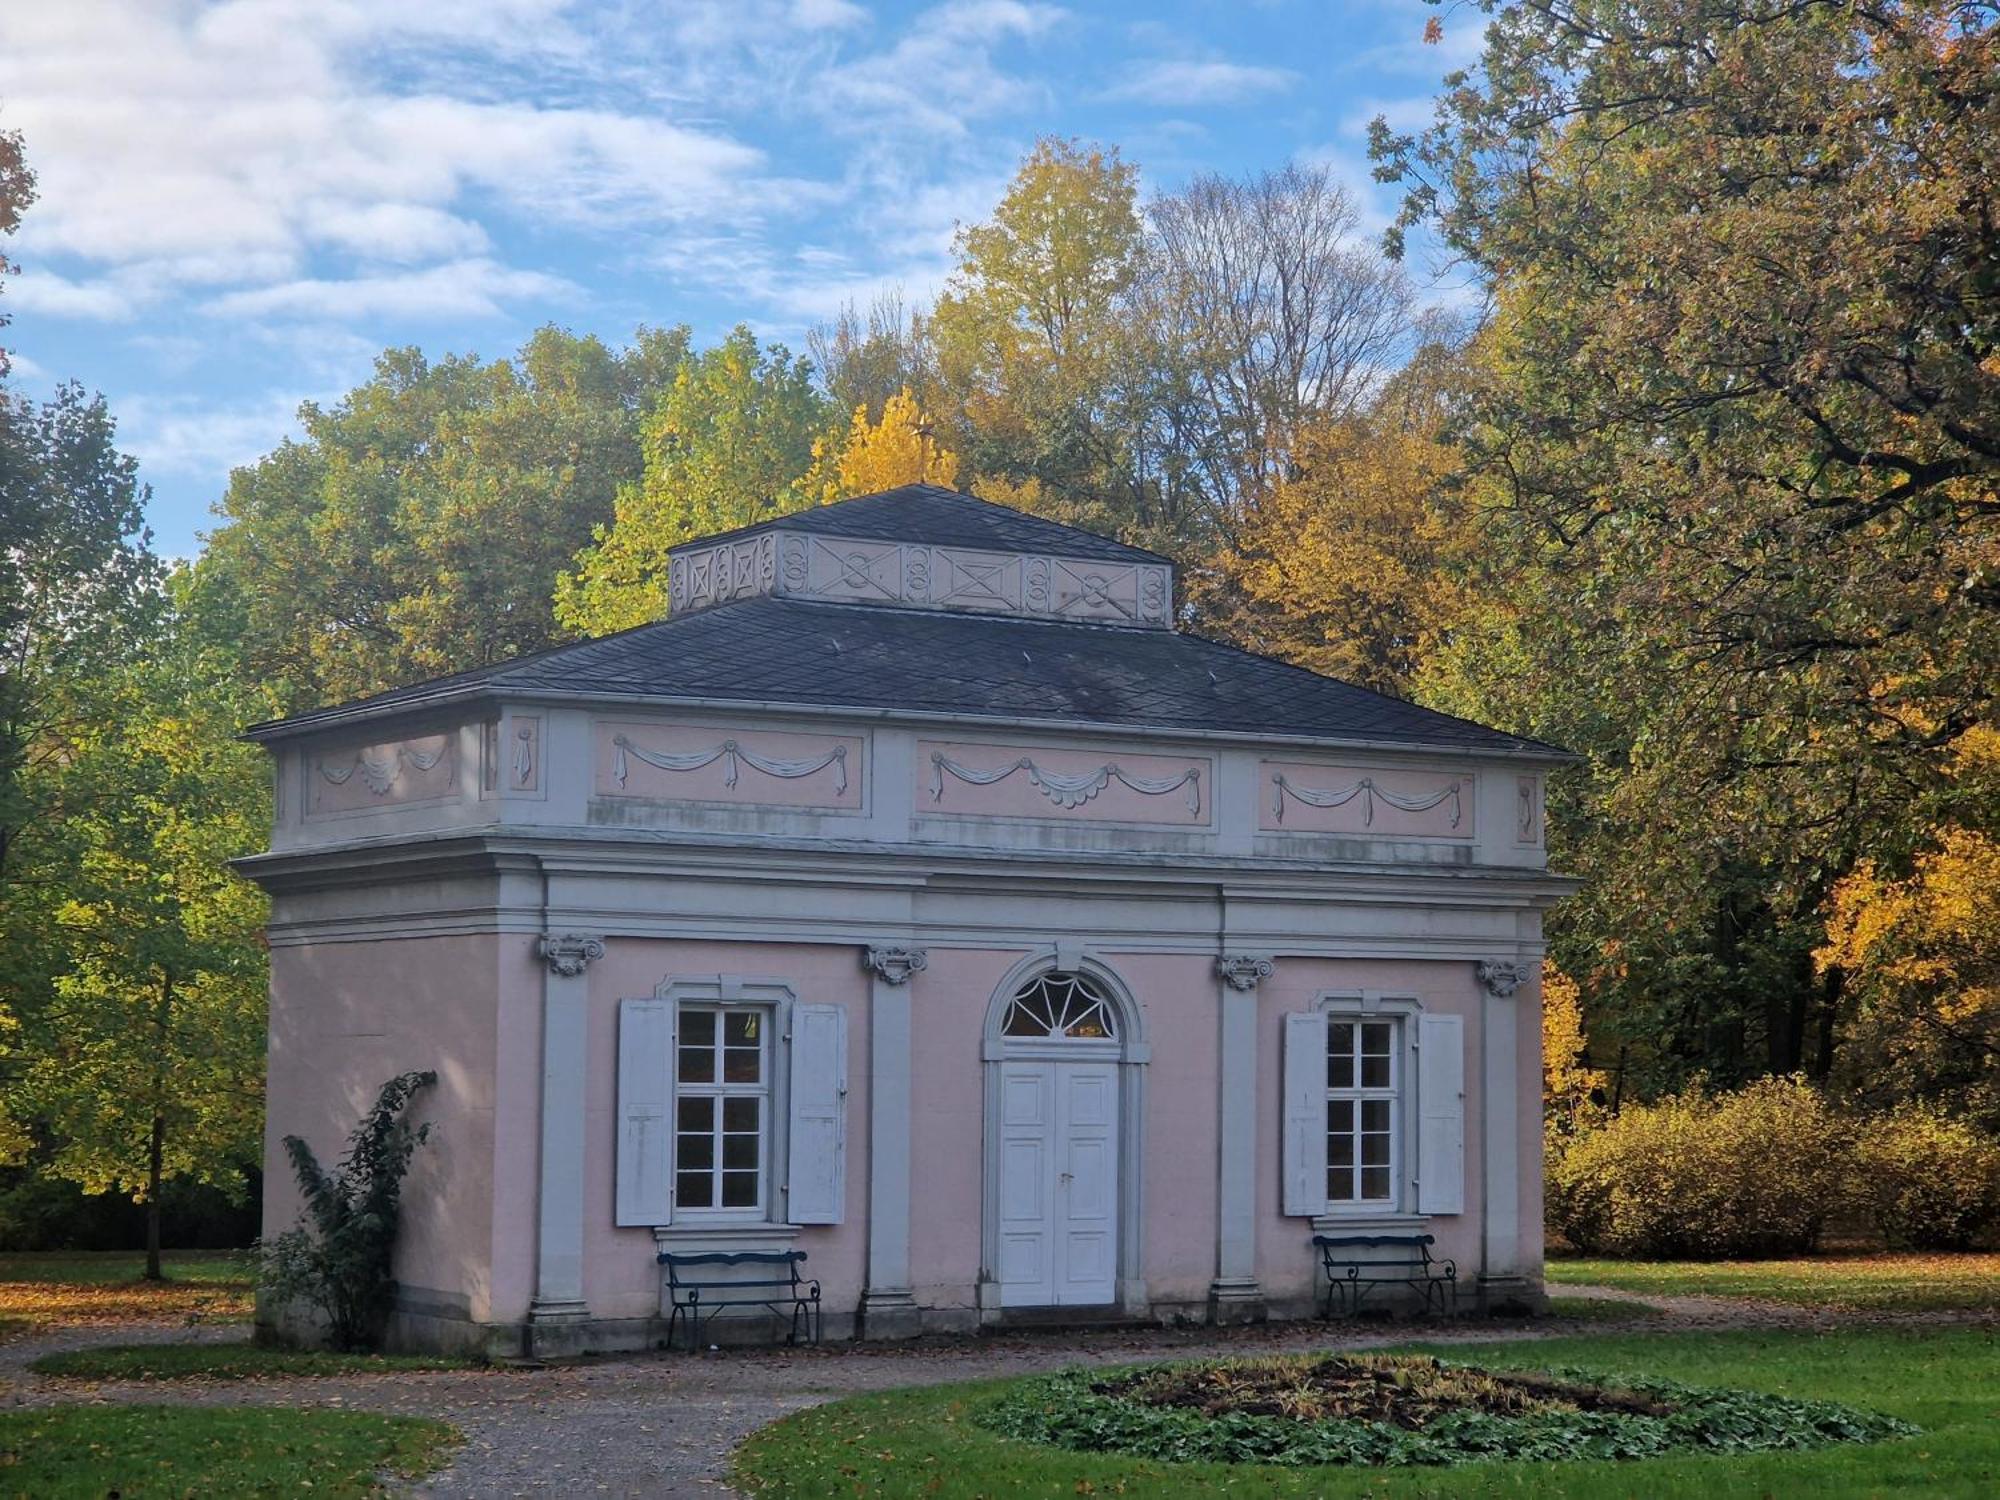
[1310,1211,1429,1234]
[653,1221,802,1254]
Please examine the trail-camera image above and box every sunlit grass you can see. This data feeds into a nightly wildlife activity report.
[734,1328,1996,1498]
[1546,1252,2000,1311]
[0,1250,255,1334]
[0,1404,457,1498]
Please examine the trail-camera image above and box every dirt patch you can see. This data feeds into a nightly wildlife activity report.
[1099,1353,1671,1428]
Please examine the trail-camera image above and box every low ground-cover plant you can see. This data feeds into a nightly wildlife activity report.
[263,1070,435,1351]
[978,1354,1915,1469]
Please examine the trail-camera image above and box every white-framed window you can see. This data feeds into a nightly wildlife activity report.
[1283,995,1464,1219]
[673,1004,770,1215]
[1325,1015,1399,1207]
[616,980,848,1230]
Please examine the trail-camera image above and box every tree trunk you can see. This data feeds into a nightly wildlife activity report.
[144,1110,165,1281]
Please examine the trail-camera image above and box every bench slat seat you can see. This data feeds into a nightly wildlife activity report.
[1311,1232,1457,1318]
[657,1249,822,1352]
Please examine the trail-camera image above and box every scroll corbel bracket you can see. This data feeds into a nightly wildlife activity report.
[539,933,606,979]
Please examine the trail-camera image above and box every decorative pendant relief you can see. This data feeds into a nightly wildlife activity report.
[595,720,862,810]
[919,741,1207,824]
[308,733,458,816]
[1260,761,1474,839]
[511,715,541,793]
[1515,774,1542,845]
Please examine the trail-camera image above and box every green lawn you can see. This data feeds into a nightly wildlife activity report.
[0,1250,256,1333]
[32,1340,474,1380]
[1548,1252,2000,1312]
[0,1404,458,1499]
[734,1327,2000,1498]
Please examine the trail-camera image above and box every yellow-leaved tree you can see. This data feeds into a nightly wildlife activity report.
[799,387,958,504]
[1818,725,2000,1130]
[1542,962,1607,1138]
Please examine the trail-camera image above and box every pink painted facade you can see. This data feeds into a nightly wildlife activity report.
[246,487,1570,1356]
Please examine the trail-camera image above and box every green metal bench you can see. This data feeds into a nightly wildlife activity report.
[657,1249,822,1352]
[1312,1233,1457,1317]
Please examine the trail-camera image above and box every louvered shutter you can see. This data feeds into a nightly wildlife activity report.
[616,998,674,1226]
[1282,1010,1328,1217]
[1416,1013,1466,1215]
[786,1003,847,1224]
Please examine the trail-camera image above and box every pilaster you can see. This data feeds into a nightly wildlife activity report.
[1210,953,1273,1323]
[1473,957,1534,1313]
[528,931,602,1358]
[860,943,926,1339]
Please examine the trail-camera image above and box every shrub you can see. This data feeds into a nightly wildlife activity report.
[1853,1103,2000,1251]
[262,1071,435,1351]
[1547,1076,1848,1258]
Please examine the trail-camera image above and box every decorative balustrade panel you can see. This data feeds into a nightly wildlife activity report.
[917,740,1209,825]
[1259,761,1475,839]
[594,720,863,809]
[308,733,459,816]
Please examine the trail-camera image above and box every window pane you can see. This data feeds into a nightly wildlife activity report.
[1328,1022,1355,1088]
[723,1133,759,1170]
[1360,1052,1390,1089]
[677,1132,713,1170]
[1361,1022,1391,1056]
[722,1097,759,1134]
[1002,1000,1045,1037]
[677,1096,712,1133]
[677,1170,713,1208]
[1361,1099,1390,1134]
[721,1171,759,1208]
[1360,1166,1390,1200]
[1360,1024,1392,1087]
[1361,1131,1390,1169]
[1328,1168,1354,1202]
[724,1010,761,1047]
[723,1045,762,1084]
[677,1008,716,1083]
[1329,1130,1354,1168]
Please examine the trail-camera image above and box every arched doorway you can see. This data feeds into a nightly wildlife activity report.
[982,960,1146,1311]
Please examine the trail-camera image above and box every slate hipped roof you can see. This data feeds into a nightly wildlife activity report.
[247,489,1568,760]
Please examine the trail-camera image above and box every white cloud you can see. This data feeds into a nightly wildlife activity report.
[0,267,137,320]
[1104,58,1296,106]
[117,388,318,483]
[815,1,1068,137]
[792,0,870,27]
[204,259,576,322]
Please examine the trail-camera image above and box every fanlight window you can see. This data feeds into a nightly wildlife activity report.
[1002,971,1119,1040]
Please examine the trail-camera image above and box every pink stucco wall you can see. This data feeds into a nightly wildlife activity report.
[577,940,873,1323]
[264,933,523,1325]
[1253,958,1489,1303]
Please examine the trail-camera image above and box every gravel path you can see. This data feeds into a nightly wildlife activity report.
[0,1292,1914,1497]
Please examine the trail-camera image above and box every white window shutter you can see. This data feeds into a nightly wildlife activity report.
[1417,1013,1466,1215]
[616,998,674,1226]
[1282,1010,1328,1217]
[786,1003,847,1224]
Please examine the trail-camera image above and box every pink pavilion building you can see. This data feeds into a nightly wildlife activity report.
[241,485,1572,1356]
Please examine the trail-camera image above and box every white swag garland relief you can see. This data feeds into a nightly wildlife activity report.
[930,750,1202,816]
[1271,772,1463,828]
[317,742,450,797]
[611,734,849,795]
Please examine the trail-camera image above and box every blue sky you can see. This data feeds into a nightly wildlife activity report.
[0,1,1479,557]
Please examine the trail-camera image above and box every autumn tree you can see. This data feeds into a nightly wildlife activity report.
[799,387,959,503]
[11,574,270,1277]
[556,327,829,635]
[0,124,30,377]
[1215,333,1472,694]
[1379,0,2000,1093]
[809,294,937,426]
[1147,164,1413,518]
[197,326,687,711]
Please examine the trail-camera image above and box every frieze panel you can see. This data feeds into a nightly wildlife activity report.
[917,740,1209,825]
[594,720,863,810]
[1259,761,1475,839]
[308,732,459,817]
[666,532,1174,628]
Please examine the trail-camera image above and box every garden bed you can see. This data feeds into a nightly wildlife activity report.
[978,1353,1914,1468]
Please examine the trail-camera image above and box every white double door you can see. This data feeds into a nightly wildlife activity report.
[995,1058,1118,1307]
